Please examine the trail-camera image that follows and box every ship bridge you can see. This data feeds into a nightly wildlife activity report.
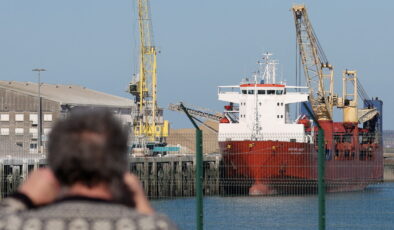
[217,53,310,142]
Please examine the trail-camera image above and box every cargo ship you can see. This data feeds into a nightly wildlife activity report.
[218,53,383,195]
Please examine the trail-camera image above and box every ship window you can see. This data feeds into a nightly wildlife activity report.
[284,89,287,94]
[242,90,247,94]
[276,90,283,95]
[277,103,279,106]
[267,90,275,95]
[258,90,265,94]
[281,115,283,118]
[281,103,283,106]
[277,115,279,118]
[248,90,254,94]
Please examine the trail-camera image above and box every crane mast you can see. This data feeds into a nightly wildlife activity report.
[292,5,335,121]
[129,0,168,143]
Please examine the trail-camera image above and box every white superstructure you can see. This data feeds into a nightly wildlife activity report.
[218,53,311,142]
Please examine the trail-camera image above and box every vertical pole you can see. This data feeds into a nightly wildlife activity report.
[195,129,203,230]
[38,71,42,153]
[179,103,203,230]
[318,128,325,230]
[33,68,45,153]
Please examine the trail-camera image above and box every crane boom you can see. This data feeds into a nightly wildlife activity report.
[169,103,223,122]
[129,0,168,142]
[292,5,335,121]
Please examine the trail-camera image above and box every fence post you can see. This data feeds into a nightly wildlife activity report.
[302,103,325,230]
[318,128,325,230]
[195,128,203,230]
[180,103,203,230]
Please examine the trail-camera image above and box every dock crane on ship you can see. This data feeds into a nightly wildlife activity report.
[129,0,169,155]
[292,5,382,157]
[292,5,379,128]
[292,5,335,122]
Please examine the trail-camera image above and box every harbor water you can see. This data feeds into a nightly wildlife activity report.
[152,182,394,230]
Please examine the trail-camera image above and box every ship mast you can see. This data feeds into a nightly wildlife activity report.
[252,53,279,139]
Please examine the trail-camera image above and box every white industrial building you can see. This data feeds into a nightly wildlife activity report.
[0,81,134,156]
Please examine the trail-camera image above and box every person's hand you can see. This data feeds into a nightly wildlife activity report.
[18,168,60,206]
[124,173,155,215]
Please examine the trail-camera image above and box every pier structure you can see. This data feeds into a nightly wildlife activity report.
[1,153,393,198]
[0,154,222,199]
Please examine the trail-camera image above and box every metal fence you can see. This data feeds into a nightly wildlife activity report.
[1,133,393,229]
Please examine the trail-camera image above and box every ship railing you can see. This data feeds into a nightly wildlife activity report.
[217,85,240,95]
[218,133,313,143]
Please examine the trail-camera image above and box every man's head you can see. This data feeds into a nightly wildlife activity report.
[48,108,129,188]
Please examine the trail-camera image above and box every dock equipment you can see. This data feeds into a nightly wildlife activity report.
[129,0,169,145]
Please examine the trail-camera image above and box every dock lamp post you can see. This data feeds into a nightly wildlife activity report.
[32,68,46,153]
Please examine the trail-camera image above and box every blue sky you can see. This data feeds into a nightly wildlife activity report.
[0,0,393,129]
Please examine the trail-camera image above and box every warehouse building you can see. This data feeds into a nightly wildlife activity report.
[0,81,134,156]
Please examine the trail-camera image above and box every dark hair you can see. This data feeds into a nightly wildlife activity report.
[48,108,133,206]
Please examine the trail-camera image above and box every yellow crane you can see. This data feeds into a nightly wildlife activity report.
[292,5,377,124]
[292,5,335,121]
[129,0,169,144]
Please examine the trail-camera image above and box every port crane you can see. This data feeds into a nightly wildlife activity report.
[292,5,377,124]
[292,5,335,121]
[129,0,169,147]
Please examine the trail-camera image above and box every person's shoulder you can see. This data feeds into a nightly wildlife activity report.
[0,199,179,230]
[134,213,179,230]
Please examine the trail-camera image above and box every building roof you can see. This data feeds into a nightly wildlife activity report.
[0,81,134,108]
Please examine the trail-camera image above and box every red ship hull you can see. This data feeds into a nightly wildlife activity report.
[219,137,383,195]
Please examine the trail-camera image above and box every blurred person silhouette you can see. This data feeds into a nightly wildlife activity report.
[0,109,177,230]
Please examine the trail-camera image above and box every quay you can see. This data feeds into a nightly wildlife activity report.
[0,154,222,198]
[384,153,394,181]
[129,154,221,198]
[0,154,393,198]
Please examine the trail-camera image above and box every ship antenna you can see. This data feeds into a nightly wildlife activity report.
[261,52,279,84]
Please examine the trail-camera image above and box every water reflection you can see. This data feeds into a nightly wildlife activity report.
[152,183,394,230]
